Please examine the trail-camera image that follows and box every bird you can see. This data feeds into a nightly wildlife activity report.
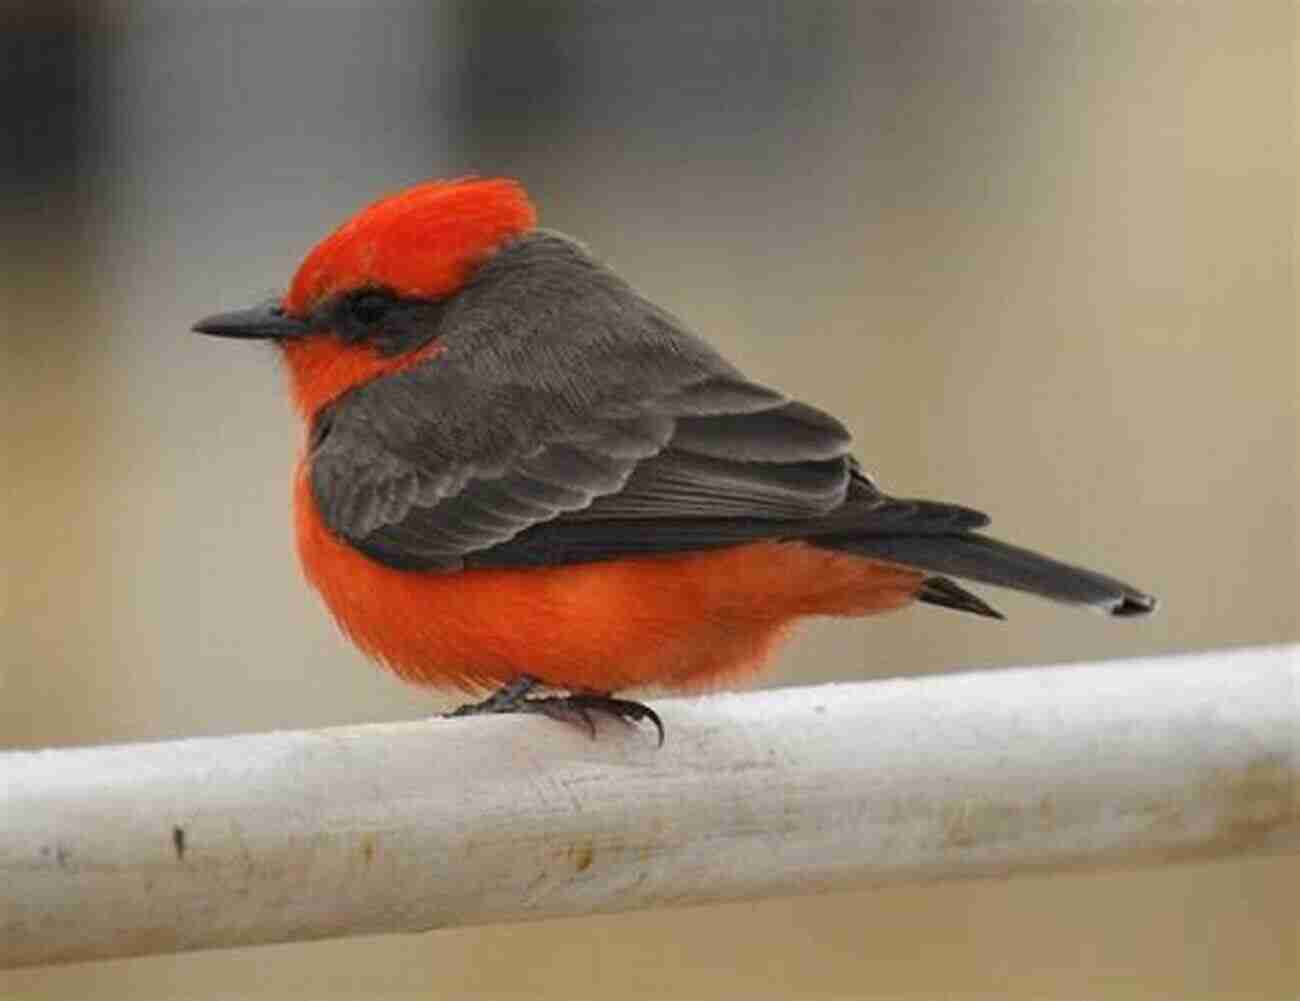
[194,177,1155,743]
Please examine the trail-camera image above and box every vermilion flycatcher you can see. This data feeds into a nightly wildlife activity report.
[195,178,1155,742]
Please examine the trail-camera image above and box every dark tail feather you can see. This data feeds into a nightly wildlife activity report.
[829,532,1157,617]
[917,577,1005,620]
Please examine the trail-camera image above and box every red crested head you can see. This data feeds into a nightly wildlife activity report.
[195,177,538,417]
[283,177,537,316]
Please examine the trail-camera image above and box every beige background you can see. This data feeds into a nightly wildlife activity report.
[3,2,1296,998]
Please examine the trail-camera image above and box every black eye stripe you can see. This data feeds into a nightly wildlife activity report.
[315,287,448,356]
[316,288,399,342]
[343,289,397,325]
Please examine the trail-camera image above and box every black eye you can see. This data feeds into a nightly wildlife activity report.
[347,292,392,326]
[325,288,443,356]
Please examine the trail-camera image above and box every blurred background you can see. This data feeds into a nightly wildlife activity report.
[2,1,1294,998]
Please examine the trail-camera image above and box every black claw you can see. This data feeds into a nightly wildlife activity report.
[445,679,664,746]
[525,695,665,747]
[534,699,599,739]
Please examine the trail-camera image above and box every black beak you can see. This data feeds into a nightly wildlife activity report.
[192,299,311,340]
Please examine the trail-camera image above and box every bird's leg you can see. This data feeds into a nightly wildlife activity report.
[445,675,541,717]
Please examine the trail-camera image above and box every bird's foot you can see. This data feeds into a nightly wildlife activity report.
[446,680,664,746]
[519,694,665,747]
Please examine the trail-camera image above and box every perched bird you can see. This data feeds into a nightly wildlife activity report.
[195,177,1155,742]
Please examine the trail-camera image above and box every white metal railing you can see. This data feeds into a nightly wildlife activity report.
[3,644,1297,968]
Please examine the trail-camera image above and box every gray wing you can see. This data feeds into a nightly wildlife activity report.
[306,229,1155,620]
[309,232,948,571]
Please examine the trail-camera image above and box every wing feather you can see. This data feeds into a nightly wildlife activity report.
[308,231,976,572]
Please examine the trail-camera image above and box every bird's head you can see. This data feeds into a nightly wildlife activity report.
[194,177,537,416]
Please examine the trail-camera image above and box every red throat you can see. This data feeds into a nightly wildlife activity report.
[279,337,444,418]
